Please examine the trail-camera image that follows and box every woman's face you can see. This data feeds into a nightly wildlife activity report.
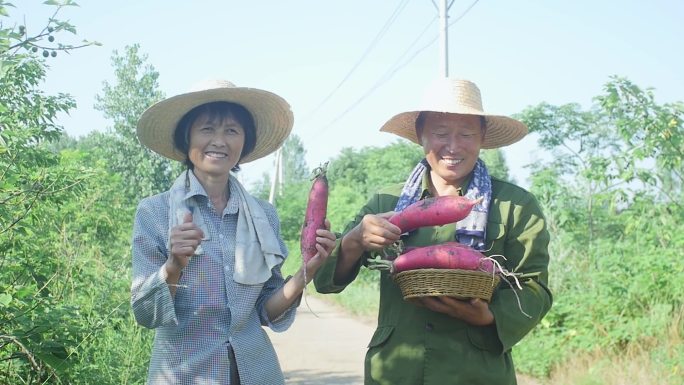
[419,112,484,187]
[187,112,245,180]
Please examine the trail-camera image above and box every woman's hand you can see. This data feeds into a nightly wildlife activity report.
[302,218,337,283]
[412,296,495,326]
[167,211,204,275]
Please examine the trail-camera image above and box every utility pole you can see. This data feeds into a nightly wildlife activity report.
[438,0,450,78]
[268,147,281,204]
[278,147,283,194]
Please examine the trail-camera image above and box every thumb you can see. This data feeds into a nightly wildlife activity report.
[378,211,396,220]
[182,211,193,224]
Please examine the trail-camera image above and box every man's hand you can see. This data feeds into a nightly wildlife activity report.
[413,296,494,326]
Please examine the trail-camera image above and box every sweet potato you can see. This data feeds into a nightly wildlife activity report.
[300,163,329,264]
[369,242,495,274]
[389,195,483,233]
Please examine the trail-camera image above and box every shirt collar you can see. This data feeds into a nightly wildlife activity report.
[224,179,240,215]
[182,170,207,200]
[182,170,240,215]
[420,169,471,198]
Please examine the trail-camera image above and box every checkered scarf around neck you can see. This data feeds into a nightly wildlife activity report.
[394,158,492,250]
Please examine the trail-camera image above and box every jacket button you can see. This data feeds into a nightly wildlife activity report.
[425,322,434,331]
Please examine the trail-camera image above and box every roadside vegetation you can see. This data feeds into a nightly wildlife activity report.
[2,3,681,384]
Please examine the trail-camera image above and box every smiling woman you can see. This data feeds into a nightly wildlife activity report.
[174,101,256,177]
[130,80,337,385]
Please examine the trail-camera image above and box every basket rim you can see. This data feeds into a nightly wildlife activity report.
[393,268,501,301]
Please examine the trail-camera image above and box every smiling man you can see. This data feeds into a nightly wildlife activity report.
[314,78,553,385]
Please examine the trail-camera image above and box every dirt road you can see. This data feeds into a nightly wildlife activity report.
[268,295,540,385]
[267,295,373,385]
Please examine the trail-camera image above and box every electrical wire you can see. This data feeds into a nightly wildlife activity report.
[315,0,481,134]
[313,16,438,136]
[301,0,410,123]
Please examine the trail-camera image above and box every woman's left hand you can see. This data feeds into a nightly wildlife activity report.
[413,296,495,326]
[302,218,336,282]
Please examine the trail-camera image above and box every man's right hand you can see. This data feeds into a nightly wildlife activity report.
[346,212,401,252]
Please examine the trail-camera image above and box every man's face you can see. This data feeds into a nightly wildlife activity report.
[419,112,484,187]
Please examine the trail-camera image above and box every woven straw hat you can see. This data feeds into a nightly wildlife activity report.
[380,78,527,149]
[137,79,294,163]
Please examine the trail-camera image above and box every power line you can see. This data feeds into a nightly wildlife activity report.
[301,0,410,124]
[449,0,479,26]
[314,0,481,134]
[313,17,437,136]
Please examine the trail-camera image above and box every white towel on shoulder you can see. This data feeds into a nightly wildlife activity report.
[167,171,284,285]
[230,174,284,285]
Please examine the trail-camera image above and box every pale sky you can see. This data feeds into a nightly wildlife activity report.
[12,0,684,189]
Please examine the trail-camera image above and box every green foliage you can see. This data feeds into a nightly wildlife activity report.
[249,134,309,201]
[3,4,680,382]
[282,134,309,184]
[0,53,83,383]
[92,44,181,201]
[480,148,512,182]
[597,77,684,200]
[513,78,684,378]
[0,0,98,59]
[1,5,150,384]
[273,180,309,243]
[327,141,423,196]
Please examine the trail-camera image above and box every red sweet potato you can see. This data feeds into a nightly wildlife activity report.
[369,242,495,274]
[300,163,329,264]
[389,195,483,233]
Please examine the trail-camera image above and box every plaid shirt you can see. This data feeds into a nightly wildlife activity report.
[131,173,296,385]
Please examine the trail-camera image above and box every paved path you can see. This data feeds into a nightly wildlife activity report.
[267,295,374,385]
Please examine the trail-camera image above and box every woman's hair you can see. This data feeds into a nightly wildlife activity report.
[415,112,487,142]
[173,101,256,172]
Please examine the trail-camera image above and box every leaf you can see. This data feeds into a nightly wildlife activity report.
[0,293,12,306]
[15,285,34,298]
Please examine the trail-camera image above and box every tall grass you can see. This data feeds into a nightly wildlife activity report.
[523,304,683,385]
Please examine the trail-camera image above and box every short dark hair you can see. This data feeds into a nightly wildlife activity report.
[174,101,256,172]
[415,112,487,141]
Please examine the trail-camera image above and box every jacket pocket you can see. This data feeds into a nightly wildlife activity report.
[367,325,394,349]
[466,324,503,353]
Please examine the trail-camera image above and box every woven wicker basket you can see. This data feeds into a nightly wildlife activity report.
[394,268,500,301]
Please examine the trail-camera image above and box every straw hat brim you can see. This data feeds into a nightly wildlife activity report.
[137,87,294,163]
[380,110,528,149]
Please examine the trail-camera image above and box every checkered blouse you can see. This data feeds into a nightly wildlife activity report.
[131,173,297,385]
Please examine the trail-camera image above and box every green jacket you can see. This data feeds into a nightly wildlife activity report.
[314,176,552,385]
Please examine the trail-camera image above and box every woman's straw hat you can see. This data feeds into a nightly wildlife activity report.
[137,79,294,163]
[380,78,527,149]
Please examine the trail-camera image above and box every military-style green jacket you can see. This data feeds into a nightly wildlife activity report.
[314,176,552,385]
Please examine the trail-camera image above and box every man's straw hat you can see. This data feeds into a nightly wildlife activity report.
[137,79,294,163]
[380,78,527,149]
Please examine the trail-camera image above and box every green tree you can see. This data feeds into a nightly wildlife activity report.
[250,134,309,201]
[0,2,102,382]
[282,134,309,184]
[512,78,684,380]
[480,148,512,182]
[93,44,180,201]
[327,141,424,198]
